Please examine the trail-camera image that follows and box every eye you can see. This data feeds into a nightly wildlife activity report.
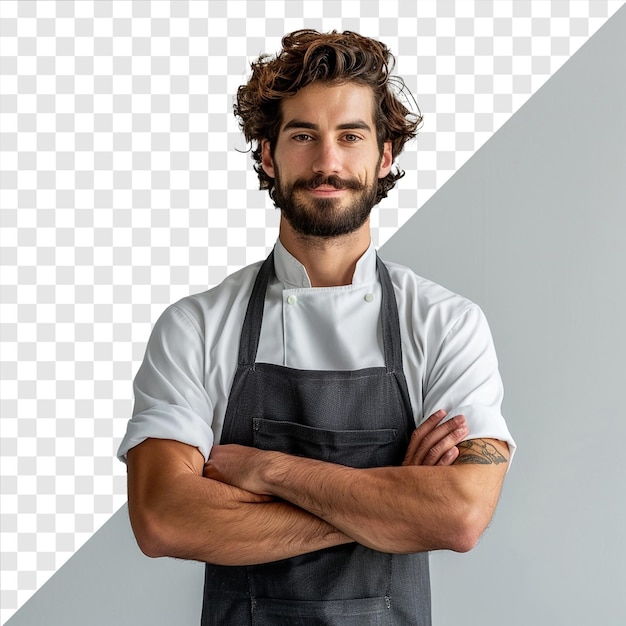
[343,134,362,143]
[292,133,314,142]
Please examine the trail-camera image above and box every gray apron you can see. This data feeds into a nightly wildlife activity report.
[201,251,431,625]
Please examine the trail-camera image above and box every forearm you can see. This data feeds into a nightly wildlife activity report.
[207,438,509,554]
[127,439,352,566]
[259,455,476,553]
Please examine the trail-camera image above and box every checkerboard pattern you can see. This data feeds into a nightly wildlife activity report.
[1,1,623,622]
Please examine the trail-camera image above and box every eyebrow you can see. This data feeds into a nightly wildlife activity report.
[282,120,373,133]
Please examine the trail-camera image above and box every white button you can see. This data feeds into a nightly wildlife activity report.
[287,295,298,305]
[364,293,374,303]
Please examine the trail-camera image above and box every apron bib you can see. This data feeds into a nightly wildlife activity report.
[201,252,431,625]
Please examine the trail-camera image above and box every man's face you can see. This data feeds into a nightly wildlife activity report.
[261,82,392,238]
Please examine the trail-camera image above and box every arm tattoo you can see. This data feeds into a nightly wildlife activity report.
[455,439,508,465]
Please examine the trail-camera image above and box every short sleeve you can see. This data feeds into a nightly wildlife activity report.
[423,305,516,462]
[117,304,215,463]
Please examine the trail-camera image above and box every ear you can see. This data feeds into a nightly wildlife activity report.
[261,140,275,179]
[378,141,393,178]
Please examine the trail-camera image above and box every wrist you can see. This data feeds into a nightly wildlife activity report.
[258,449,292,495]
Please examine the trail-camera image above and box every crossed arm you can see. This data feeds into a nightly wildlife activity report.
[127,410,509,566]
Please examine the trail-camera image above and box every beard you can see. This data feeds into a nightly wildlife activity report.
[271,168,380,239]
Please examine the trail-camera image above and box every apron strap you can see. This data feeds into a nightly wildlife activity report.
[237,249,404,374]
[376,256,405,375]
[237,251,275,369]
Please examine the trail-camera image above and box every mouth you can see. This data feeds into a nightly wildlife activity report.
[298,175,364,195]
[302,176,363,199]
[306,185,348,197]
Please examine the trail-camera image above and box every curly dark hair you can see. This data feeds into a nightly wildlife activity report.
[234,29,422,204]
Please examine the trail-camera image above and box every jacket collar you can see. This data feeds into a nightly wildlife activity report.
[273,238,377,288]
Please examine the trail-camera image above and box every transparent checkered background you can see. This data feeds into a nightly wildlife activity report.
[1,0,623,622]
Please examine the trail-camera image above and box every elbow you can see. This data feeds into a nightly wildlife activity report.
[399,501,488,554]
[446,502,492,553]
[447,526,480,554]
[134,527,168,559]
[128,505,174,559]
[439,468,502,553]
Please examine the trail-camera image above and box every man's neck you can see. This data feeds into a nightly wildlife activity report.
[278,219,371,287]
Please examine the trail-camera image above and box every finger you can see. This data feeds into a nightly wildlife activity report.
[402,409,447,465]
[417,408,448,433]
[436,446,460,466]
[420,424,469,466]
[405,413,467,466]
[405,413,463,465]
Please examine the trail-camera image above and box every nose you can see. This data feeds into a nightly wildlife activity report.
[312,138,342,176]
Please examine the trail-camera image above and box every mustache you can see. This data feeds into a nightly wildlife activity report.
[292,175,365,191]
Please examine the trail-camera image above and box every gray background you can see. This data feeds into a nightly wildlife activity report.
[5,4,626,626]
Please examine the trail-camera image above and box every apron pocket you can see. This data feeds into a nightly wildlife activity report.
[253,418,399,468]
[252,596,392,626]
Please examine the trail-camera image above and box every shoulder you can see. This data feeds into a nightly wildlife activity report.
[382,258,478,334]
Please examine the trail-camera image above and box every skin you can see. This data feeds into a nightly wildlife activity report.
[127,81,510,566]
[261,82,392,287]
[204,421,508,554]
[128,410,476,565]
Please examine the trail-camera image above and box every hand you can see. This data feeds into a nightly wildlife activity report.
[204,444,274,495]
[402,409,469,467]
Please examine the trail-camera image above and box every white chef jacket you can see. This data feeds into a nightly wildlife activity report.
[117,239,515,462]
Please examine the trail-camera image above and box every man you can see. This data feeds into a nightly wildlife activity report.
[118,30,515,625]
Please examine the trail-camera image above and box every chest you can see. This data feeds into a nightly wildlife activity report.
[256,278,386,370]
